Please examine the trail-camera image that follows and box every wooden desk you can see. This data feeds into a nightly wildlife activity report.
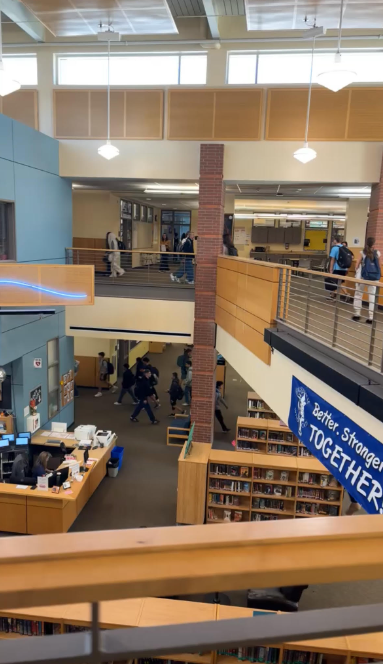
[0,432,114,535]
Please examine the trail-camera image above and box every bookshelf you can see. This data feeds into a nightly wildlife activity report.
[236,417,313,458]
[207,449,344,523]
[2,599,383,664]
[247,392,278,420]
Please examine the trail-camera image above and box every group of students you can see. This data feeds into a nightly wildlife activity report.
[328,235,381,322]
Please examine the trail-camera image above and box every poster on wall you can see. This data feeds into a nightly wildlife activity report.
[30,385,42,406]
[33,358,42,369]
[234,227,247,245]
[288,376,383,515]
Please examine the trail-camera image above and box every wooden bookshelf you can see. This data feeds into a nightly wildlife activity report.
[2,599,383,664]
[236,416,313,458]
[247,391,278,420]
[207,449,344,523]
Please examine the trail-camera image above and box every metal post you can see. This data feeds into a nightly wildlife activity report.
[304,273,312,333]
[331,279,340,348]
[277,269,283,319]
[282,269,289,320]
[368,286,378,367]
[91,602,100,658]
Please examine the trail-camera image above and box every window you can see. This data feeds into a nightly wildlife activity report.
[0,202,15,261]
[47,339,60,419]
[228,51,383,85]
[2,55,37,85]
[57,53,207,86]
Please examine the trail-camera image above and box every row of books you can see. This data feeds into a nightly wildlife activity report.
[237,441,263,451]
[209,480,250,494]
[251,513,283,521]
[296,502,339,516]
[248,412,278,420]
[207,508,243,522]
[298,472,339,488]
[218,647,280,663]
[298,447,313,457]
[210,464,250,478]
[267,444,298,456]
[282,651,324,664]
[0,618,60,635]
[297,488,339,502]
[238,428,267,441]
[253,469,291,482]
[269,432,295,443]
[252,498,288,511]
[208,492,246,506]
[248,399,272,410]
[253,483,294,498]
[65,625,90,633]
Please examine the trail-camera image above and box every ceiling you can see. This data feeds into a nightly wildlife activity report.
[244,0,383,31]
[227,183,372,200]
[19,0,178,37]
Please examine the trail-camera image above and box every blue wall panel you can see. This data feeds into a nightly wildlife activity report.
[0,114,13,161]
[0,157,14,202]
[12,121,59,175]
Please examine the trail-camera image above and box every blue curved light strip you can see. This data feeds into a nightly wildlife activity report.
[0,280,87,299]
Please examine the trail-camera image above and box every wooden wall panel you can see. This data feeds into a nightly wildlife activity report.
[168,90,214,140]
[0,90,38,130]
[347,89,383,140]
[54,90,163,140]
[214,90,262,140]
[55,90,90,138]
[0,263,94,306]
[266,88,349,141]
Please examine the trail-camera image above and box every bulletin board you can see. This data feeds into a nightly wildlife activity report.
[61,370,74,408]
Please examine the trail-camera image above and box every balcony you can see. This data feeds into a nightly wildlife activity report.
[66,248,195,302]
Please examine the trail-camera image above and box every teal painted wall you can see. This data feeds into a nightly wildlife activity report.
[0,114,74,430]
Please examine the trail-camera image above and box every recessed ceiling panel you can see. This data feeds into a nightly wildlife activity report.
[20,0,178,36]
[245,0,383,31]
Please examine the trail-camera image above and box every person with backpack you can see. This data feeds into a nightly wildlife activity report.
[328,236,353,301]
[352,237,381,324]
[183,361,192,406]
[114,363,139,406]
[130,369,159,425]
[106,231,125,278]
[223,233,238,257]
[142,357,161,408]
[168,372,186,417]
[170,231,195,285]
[177,347,192,382]
[95,352,116,397]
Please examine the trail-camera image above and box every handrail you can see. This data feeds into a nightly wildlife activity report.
[67,247,196,256]
[2,516,383,610]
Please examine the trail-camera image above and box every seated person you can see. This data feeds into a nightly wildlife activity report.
[10,454,30,484]
[32,451,52,478]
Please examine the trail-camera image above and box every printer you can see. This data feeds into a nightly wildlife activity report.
[95,430,113,446]
[74,424,97,442]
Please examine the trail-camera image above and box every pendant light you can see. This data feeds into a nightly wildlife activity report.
[98,36,119,160]
[317,0,356,92]
[294,39,317,164]
[0,4,20,97]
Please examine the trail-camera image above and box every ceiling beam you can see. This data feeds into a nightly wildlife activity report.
[2,0,45,42]
[201,0,220,39]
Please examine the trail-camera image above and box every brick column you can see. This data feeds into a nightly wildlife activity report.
[191,144,225,443]
[367,158,383,256]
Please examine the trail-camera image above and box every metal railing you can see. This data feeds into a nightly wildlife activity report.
[2,517,383,664]
[66,247,196,288]
[277,266,383,373]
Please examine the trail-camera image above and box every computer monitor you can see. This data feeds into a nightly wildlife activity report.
[15,437,29,450]
[2,434,14,443]
[0,438,11,452]
[18,432,31,440]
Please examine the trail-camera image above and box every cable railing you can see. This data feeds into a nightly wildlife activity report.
[2,517,383,664]
[66,247,196,288]
[276,266,383,373]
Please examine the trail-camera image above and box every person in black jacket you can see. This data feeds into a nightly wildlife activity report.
[168,372,185,417]
[130,370,159,424]
[170,231,195,285]
[142,357,161,408]
[114,363,138,406]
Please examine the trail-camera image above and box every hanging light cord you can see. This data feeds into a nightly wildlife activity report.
[107,37,110,142]
[337,0,344,54]
[304,37,315,144]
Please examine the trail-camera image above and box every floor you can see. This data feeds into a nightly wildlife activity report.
[69,344,383,611]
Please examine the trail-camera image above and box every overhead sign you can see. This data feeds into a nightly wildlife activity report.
[288,376,383,515]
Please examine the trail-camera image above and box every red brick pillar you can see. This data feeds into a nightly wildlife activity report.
[191,144,225,443]
[367,158,383,255]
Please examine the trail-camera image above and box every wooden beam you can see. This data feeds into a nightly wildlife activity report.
[2,516,383,610]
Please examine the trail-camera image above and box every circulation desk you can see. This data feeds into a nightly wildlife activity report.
[0,432,114,535]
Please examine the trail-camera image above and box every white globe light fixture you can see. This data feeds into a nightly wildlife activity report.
[98,34,119,161]
[317,0,356,92]
[293,38,317,164]
[0,7,20,97]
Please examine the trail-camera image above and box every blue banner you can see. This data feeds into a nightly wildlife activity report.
[288,376,383,515]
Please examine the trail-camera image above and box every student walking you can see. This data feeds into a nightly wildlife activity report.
[352,237,381,324]
[95,352,116,397]
[160,233,170,272]
[183,361,192,406]
[328,236,353,301]
[130,369,159,424]
[106,232,125,278]
[177,347,192,382]
[142,357,161,408]
[170,231,195,285]
[168,372,185,417]
[135,357,145,378]
[215,381,230,432]
[114,363,139,405]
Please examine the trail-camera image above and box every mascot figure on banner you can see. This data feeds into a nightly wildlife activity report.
[295,385,310,437]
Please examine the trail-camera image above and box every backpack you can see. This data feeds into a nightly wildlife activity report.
[177,385,184,401]
[176,354,184,368]
[107,361,114,375]
[337,245,353,270]
[228,246,238,257]
[151,366,159,377]
[362,251,381,281]
[117,239,125,250]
